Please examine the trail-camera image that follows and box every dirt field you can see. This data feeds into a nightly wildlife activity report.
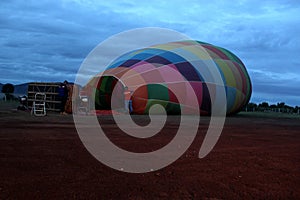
[0,104,299,199]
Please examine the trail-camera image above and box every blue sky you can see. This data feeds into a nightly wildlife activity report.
[0,0,299,106]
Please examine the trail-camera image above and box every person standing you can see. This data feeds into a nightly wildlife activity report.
[58,80,69,115]
[124,86,132,113]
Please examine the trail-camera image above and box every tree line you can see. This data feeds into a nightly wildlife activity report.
[244,102,299,114]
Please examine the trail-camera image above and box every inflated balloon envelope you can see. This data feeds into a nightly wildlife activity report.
[85,40,252,115]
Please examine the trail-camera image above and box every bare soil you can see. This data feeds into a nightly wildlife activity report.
[0,108,299,199]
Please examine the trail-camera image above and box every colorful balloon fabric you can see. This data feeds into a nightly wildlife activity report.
[87,40,252,115]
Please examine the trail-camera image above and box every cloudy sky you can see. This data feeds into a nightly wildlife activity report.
[1,0,299,106]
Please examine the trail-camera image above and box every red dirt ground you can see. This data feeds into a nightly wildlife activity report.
[0,110,299,199]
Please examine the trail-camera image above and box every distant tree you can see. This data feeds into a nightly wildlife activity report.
[296,106,300,114]
[258,102,269,111]
[246,102,257,112]
[277,102,285,108]
[1,83,14,101]
[261,102,269,108]
[283,104,293,113]
[269,104,277,112]
[277,102,285,112]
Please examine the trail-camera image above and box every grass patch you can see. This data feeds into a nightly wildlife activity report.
[237,111,300,119]
[0,100,19,111]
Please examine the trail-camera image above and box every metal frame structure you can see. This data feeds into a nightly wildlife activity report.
[27,82,61,112]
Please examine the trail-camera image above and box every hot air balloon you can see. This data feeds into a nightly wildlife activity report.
[85,40,252,115]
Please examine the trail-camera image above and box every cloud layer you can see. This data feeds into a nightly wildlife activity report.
[0,0,299,105]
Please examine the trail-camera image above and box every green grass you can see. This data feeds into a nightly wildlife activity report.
[237,111,300,119]
[0,100,19,111]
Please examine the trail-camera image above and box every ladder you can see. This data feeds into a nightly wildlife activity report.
[31,93,46,116]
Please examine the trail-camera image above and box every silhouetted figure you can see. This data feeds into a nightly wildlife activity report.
[58,80,69,115]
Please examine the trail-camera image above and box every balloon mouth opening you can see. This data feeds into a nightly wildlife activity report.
[94,75,126,111]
